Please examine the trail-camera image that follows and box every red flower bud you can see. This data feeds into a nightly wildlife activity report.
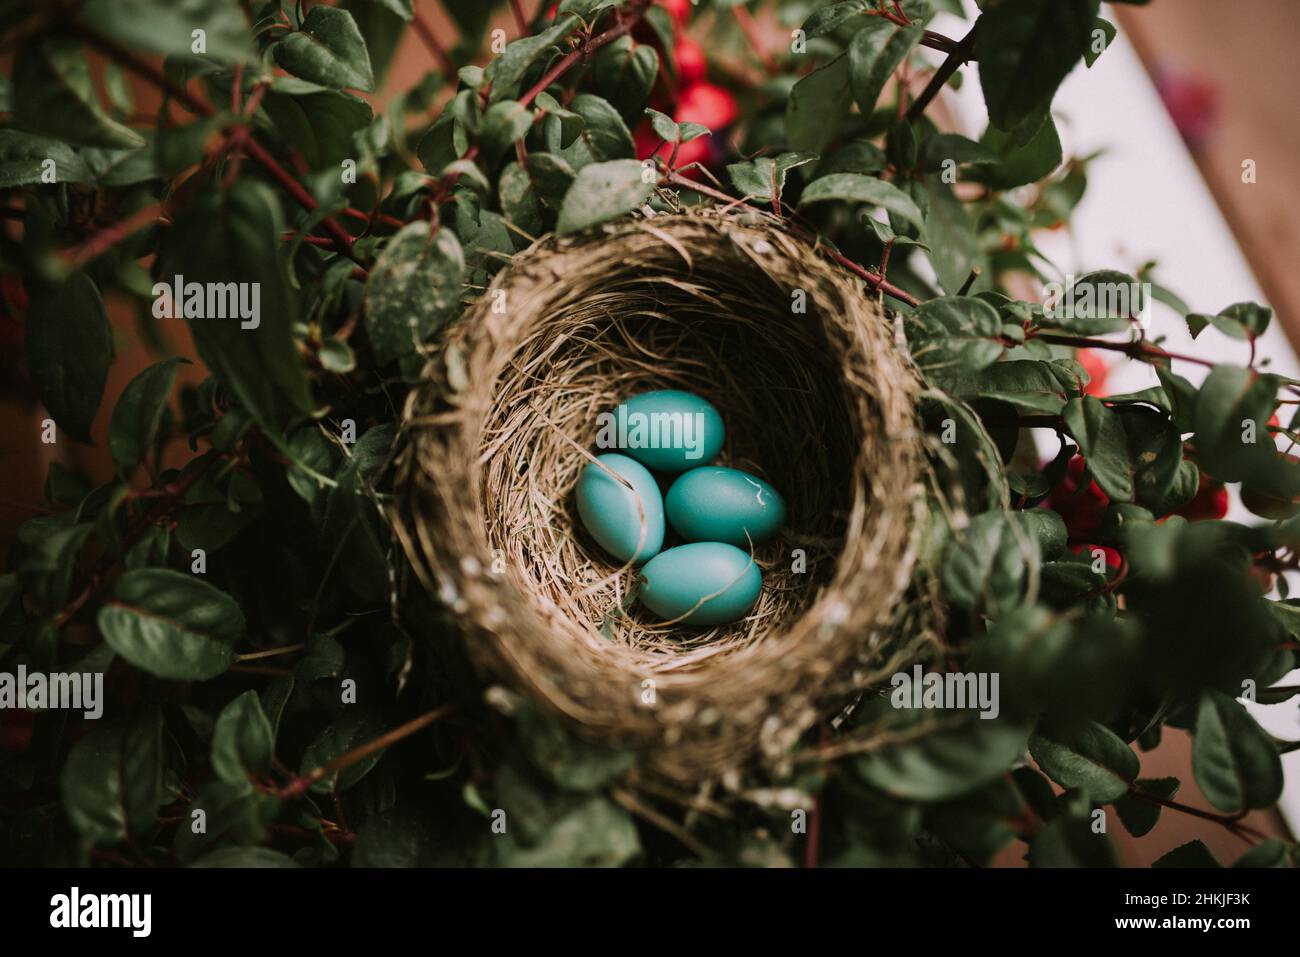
[1046,455,1110,538]
[1173,472,1229,521]
[676,81,738,130]
[1075,348,1109,397]
[675,37,707,86]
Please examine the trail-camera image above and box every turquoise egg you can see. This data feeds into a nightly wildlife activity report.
[665,466,786,546]
[595,389,725,473]
[576,453,665,564]
[639,542,762,626]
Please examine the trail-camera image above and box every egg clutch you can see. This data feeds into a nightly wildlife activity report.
[575,390,786,626]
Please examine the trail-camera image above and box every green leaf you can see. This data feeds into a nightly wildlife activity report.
[299,709,390,793]
[556,158,654,235]
[14,37,146,149]
[1027,800,1117,867]
[275,6,375,91]
[1153,840,1221,868]
[1084,17,1116,68]
[904,296,1004,375]
[1186,301,1273,341]
[725,152,818,204]
[211,690,275,786]
[1028,718,1138,802]
[60,711,164,846]
[848,19,923,115]
[855,711,1030,802]
[363,222,465,365]
[1191,692,1283,814]
[0,130,90,186]
[941,359,1079,414]
[97,568,243,681]
[79,0,256,65]
[919,132,997,173]
[538,92,587,148]
[941,510,1038,616]
[976,0,1100,131]
[160,180,313,429]
[802,2,872,37]
[976,114,1062,190]
[81,142,161,188]
[800,173,925,231]
[25,273,113,444]
[487,15,580,103]
[492,790,641,867]
[1233,838,1290,868]
[109,358,185,475]
[548,94,635,169]
[1192,365,1278,483]
[1061,396,1134,501]
[260,78,374,169]
[480,100,535,166]
[16,520,93,610]
[1113,776,1178,837]
[518,712,637,791]
[786,54,852,153]
[592,36,659,125]
[172,780,279,862]
[1042,270,1143,334]
[191,847,302,867]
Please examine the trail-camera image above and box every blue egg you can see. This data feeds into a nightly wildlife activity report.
[595,389,725,473]
[639,542,762,626]
[576,453,665,564]
[665,467,786,547]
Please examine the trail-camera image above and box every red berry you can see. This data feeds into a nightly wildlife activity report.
[1075,348,1109,397]
[660,0,691,27]
[1240,454,1300,519]
[676,81,738,130]
[1173,472,1229,521]
[675,37,706,86]
[1047,455,1110,538]
[1069,542,1123,572]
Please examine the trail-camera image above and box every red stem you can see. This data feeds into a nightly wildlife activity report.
[732,5,777,74]
[519,0,653,108]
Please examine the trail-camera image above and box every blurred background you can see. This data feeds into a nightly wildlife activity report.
[2,0,1298,865]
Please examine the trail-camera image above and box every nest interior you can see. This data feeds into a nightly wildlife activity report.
[397,210,934,782]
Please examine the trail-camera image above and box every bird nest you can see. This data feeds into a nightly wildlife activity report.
[394,208,938,784]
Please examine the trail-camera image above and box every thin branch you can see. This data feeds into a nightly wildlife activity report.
[659,170,921,306]
[278,703,457,798]
[905,22,979,123]
[519,0,653,108]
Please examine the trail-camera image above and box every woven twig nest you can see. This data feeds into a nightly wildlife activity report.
[395,208,936,784]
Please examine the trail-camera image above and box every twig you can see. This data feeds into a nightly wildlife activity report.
[732,5,777,74]
[278,703,457,797]
[73,24,362,264]
[905,22,979,123]
[61,202,167,269]
[659,169,921,306]
[519,0,653,108]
